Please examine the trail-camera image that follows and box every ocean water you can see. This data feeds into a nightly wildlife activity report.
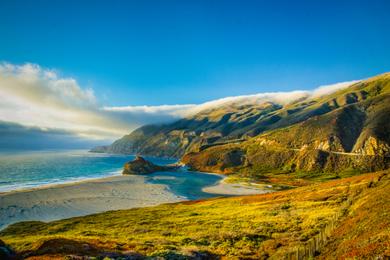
[0,150,222,199]
[147,171,223,200]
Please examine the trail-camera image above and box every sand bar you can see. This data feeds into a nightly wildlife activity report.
[202,177,273,195]
[0,171,272,230]
[0,175,183,229]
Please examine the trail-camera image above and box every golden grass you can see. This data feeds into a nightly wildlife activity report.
[1,171,388,259]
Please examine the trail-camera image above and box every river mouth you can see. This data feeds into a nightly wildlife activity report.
[146,170,224,200]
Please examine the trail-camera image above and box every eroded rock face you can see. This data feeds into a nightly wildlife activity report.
[357,136,390,156]
[122,156,178,175]
[182,142,390,175]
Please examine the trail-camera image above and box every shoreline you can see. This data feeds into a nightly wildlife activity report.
[199,172,273,195]
[0,169,272,230]
[0,170,123,195]
[166,169,273,195]
[0,175,184,229]
[0,169,271,197]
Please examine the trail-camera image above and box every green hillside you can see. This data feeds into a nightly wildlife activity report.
[94,73,390,178]
[3,73,390,259]
[182,74,390,178]
[1,171,388,259]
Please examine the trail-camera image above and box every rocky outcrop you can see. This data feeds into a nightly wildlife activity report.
[356,136,390,156]
[122,156,179,175]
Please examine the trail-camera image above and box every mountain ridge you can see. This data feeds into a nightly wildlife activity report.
[93,72,390,175]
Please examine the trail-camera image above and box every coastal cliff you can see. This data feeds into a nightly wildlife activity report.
[97,72,390,177]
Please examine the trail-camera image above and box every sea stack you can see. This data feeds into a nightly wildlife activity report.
[122,155,178,175]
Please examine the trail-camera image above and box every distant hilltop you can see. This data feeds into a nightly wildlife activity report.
[93,72,390,176]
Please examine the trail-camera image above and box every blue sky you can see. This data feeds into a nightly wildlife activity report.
[1,0,390,107]
[0,0,389,149]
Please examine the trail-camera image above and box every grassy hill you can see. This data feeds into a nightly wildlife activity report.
[94,73,390,177]
[182,74,390,177]
[1,171,388,259]
[53,73,390,259]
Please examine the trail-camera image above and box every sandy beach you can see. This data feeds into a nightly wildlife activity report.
[203,178,273,195]
[0,171,271,230]
[0,175,184,229]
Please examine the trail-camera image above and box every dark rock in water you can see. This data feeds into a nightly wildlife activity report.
[0,239,18,260]
[122,156,179,175]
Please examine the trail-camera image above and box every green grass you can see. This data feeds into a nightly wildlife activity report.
[1,171,388,259]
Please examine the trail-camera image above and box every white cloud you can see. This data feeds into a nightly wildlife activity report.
[104,80,359,118]
[191,80,359,114]
[186,91,310,115]
[311,80,360,97]
[0,62,360,143]
[0,63,96,108]
[103,104,197,117]
[0,63,126,140]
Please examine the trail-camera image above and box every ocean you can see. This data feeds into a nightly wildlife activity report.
[0,150,222,199]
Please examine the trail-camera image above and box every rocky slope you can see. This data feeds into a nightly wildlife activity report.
[96,73,390,175]
[182,74,390,175]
